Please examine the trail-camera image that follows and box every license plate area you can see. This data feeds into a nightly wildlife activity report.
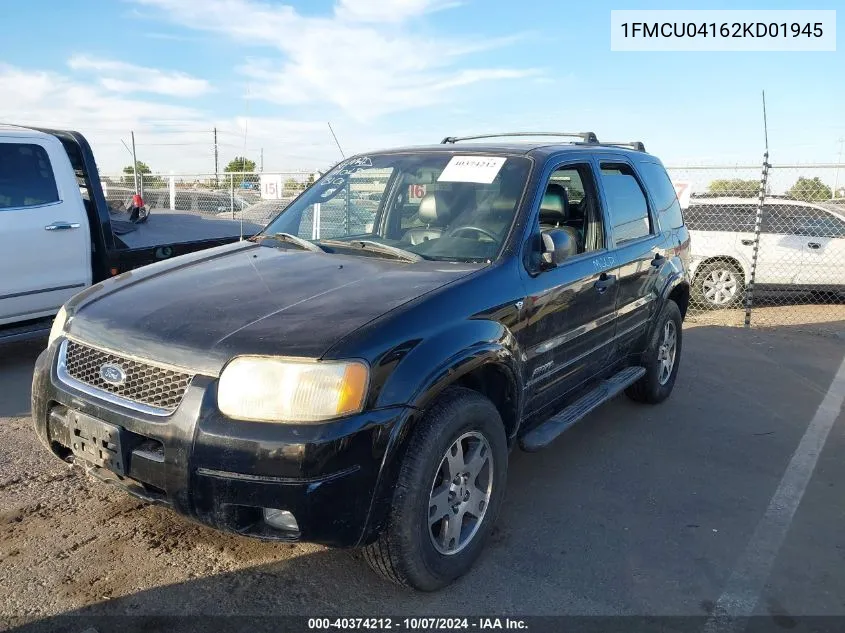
[69,411,125,475]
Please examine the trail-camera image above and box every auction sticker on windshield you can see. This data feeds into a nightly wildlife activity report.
[438,156,506,184]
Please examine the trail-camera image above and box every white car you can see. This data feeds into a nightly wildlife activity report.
[685,197,845,308]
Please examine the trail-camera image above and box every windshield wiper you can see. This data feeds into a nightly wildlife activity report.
[319,239,423,263]
[252,232,325,253]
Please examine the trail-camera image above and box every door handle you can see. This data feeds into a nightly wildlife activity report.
[45,222,81,231]
[807,242,821,250]
[594,273,617,294]
[650,252,665,268]
[741,239,755,246]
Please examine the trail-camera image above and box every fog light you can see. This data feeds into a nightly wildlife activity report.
[263,508,299,532]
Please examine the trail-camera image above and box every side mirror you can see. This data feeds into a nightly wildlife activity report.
[541,229,577,268]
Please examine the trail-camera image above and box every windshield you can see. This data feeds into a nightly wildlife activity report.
[261,152,531,262]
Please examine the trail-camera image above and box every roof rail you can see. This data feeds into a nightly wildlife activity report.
[600,141,647,152]
[440,131,599,144]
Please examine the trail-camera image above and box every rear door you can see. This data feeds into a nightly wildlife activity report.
[595,156,668,359]
[0,135,91,325]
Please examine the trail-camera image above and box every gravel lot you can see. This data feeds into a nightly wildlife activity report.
[1,317,844,631]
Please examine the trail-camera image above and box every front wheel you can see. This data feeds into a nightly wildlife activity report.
[363,387,508,591]
[626,299,683,404]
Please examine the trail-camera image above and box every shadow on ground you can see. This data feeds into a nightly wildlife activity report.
[0,337,46,419]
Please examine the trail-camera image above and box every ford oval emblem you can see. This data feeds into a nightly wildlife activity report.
[100,363,127,386]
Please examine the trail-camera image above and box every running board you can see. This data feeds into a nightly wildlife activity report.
[0,320,51,345]
[519,366,646,452]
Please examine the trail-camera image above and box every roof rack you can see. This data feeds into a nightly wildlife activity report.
[600,141,647,152]
[439,132,647,152]
[440,131,599,144]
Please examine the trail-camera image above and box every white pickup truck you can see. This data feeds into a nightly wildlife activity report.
[0,125,262,343]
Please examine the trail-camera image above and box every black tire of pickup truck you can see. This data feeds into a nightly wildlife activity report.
[363,387,508,591]
[625,299,683,404]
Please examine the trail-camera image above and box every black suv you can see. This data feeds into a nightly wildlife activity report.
[32,133,691,591]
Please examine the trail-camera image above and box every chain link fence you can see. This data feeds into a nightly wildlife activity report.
[667,163,845,333]
[101,163,844,333]
[100,171,314,218]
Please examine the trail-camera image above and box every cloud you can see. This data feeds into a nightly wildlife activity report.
[132,0,540,119]
[0,63,412,173]
[68,55,212,98]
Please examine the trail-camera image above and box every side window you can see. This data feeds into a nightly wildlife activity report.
[0,143,60,209]
[535,163,604,257]
[796,212,845,238]
[638,161,684,229]
[762,205,806,235]
[600,163,652,245]
[197,193,225,213]
[686,204,758,233]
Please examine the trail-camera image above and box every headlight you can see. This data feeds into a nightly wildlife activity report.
[217,356,369,423]
[48,306,68,347]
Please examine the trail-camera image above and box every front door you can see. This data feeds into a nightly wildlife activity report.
[518,161,618,419]
[0,138,91,325]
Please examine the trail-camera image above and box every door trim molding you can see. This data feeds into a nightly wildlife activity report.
[525,316,650,389]
[0,282,86,302]
[528,295,651,358]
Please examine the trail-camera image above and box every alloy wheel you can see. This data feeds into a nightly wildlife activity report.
[657,320,677,385]
[428,431,494,555]
[702,268,739,306]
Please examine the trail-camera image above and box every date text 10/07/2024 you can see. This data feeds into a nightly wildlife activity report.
[307,617,529,630]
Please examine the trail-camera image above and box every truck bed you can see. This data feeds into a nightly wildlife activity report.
[113,209,264,250]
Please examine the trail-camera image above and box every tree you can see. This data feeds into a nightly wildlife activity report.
[224,156,257,187]
[707,178,759,197]
[306,173,316,187]
[284,177,302,194]
[786,176,832,202]
[122,160,151,186]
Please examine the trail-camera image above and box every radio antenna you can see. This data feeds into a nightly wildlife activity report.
[239,83,251,242]
[761,89,769,154]
[327,122,345,158]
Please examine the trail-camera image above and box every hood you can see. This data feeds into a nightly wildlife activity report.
[66,241,478,375]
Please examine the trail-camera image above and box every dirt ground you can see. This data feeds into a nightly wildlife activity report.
[1,315,844,632]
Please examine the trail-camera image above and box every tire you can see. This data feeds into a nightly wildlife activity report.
[626,299,683,404]
[363,387,508,591]
[691,259,745,310]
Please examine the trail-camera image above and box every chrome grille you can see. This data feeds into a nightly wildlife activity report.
[62,340,193,413]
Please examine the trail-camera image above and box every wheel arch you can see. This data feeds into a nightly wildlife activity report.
[359,322,525,546]
[691,255,750,285]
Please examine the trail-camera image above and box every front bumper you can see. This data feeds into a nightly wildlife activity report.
[31,340,409,547]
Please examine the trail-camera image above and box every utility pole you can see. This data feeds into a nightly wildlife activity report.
[130,130,139,195]
[834,137,844,199]
[214,127,219,188]
[260,147,264,172]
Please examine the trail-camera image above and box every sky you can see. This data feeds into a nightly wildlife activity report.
[0,0,842,175]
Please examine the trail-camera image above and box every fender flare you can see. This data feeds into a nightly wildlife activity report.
[649,268,690,339]
[358,320,524,545]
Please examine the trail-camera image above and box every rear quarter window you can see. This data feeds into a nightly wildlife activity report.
[638,161,684,230]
